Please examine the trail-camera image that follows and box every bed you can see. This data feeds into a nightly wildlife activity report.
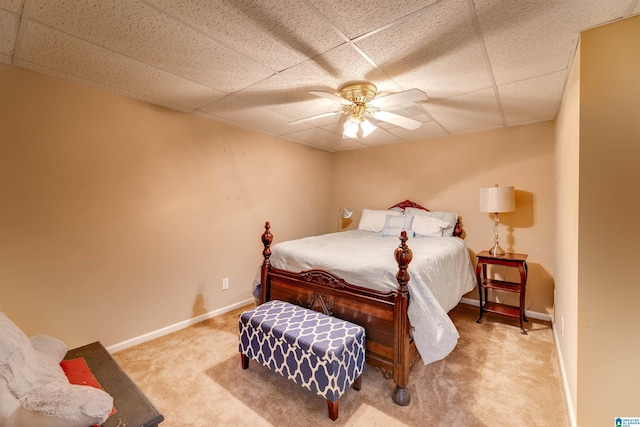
[256,200,476,406]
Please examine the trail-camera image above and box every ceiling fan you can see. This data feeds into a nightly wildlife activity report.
[290,82,428,139]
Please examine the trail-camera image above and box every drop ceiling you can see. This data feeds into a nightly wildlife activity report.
[2,0,639,152]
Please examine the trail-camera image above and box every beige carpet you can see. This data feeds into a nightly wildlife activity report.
[112,303,570,426]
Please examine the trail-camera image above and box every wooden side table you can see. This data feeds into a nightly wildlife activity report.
[64,342,164,427]
[475,251,529,334]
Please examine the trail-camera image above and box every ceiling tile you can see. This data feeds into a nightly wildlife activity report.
[421,88,503,133]
[234,43,399,121]
[319,120,347,136]
[356,0,493,98]
[382,104,429,119]
[387,120,447,140]
[197,94,314,136]
[301,113,344,129]
[19,22,225,109]
[2,0,636,151]
[355,127,404,146]
[0,9,19,58]
[318,120,408,147]
[307,0,439,39]
[145,0,345,72]
[498,71,566,125]
[0,0,24,13]
[475,0,631,85]
[31,0,275,92]
[16,60,195,112]
[284,127,363,151]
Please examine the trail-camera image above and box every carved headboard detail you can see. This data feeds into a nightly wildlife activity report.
[388,199,430,212]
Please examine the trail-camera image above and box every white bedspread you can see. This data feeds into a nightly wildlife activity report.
[269,230,476,365]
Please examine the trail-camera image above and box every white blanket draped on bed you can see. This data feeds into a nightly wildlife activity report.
[265,230,476,365]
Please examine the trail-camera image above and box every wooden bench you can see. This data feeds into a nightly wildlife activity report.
[64,341,164,427]
[239,299,365,421]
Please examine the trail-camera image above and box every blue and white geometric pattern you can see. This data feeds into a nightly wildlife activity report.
[239,299,365,403]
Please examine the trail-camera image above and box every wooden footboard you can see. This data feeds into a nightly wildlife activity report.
[259,222,420,406]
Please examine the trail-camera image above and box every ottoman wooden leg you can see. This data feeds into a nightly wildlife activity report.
[240,353,249,370]
[352,375,362,391]
[327,399,339,421]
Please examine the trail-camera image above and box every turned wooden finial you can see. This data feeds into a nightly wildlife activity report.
[262,222,273,261]
[454,216,463,237]
[394,231,413,293]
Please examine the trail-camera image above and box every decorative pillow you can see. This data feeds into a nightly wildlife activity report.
[357,208,403,232]
[412,216,451,237]
[380,214,414,237]
[381,227,415,237]
[405,208,458,237]
[0,312,113,427]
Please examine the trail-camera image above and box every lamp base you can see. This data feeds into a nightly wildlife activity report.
[488,212,507,256]
[488,243,506,256]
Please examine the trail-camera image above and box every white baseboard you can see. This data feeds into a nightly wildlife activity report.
[106,298,254,354]
[460,297,552,322]
[552,322,577,427]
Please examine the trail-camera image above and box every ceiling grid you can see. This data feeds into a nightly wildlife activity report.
[0,0,636,151]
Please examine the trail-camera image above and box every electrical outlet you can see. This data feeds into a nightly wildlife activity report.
[222,278,229,290]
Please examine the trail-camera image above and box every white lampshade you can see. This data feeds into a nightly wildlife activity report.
[479,186,516,213]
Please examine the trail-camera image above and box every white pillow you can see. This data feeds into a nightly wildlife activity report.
[381,227,415,237]
[380,214,414,237]
[357,208,403,232]
[405,208,458,237]
[412,216,451,237]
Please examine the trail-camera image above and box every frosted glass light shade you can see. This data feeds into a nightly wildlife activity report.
[343,117,359,138]
[360,119,377,137]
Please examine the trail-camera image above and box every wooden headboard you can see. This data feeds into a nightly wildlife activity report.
[388,199,464,237]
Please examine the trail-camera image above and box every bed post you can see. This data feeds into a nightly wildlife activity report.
[260,222,273,304]
[392,231,413,406]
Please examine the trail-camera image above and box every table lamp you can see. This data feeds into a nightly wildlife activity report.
[479,185,515,255]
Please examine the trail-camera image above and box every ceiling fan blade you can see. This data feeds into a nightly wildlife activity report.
[309,91,353,106]
[373,111,422,130]
[289,111,341,125]
[368,88,428,109]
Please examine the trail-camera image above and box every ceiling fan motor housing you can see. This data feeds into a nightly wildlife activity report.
[340,82,377,104]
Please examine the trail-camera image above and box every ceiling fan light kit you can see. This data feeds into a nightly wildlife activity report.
[291,81,428,140]
[340,82,377,139]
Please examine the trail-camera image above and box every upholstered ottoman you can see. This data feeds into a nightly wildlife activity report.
[239,300,365,421]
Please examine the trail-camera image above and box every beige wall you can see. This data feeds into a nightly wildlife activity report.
[0,64,333,348]
[1,62,558,352]
[554,39,581,423]
[576,16,640,426]
[333,122,557,315]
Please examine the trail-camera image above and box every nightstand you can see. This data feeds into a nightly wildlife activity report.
[475,251,528,334]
